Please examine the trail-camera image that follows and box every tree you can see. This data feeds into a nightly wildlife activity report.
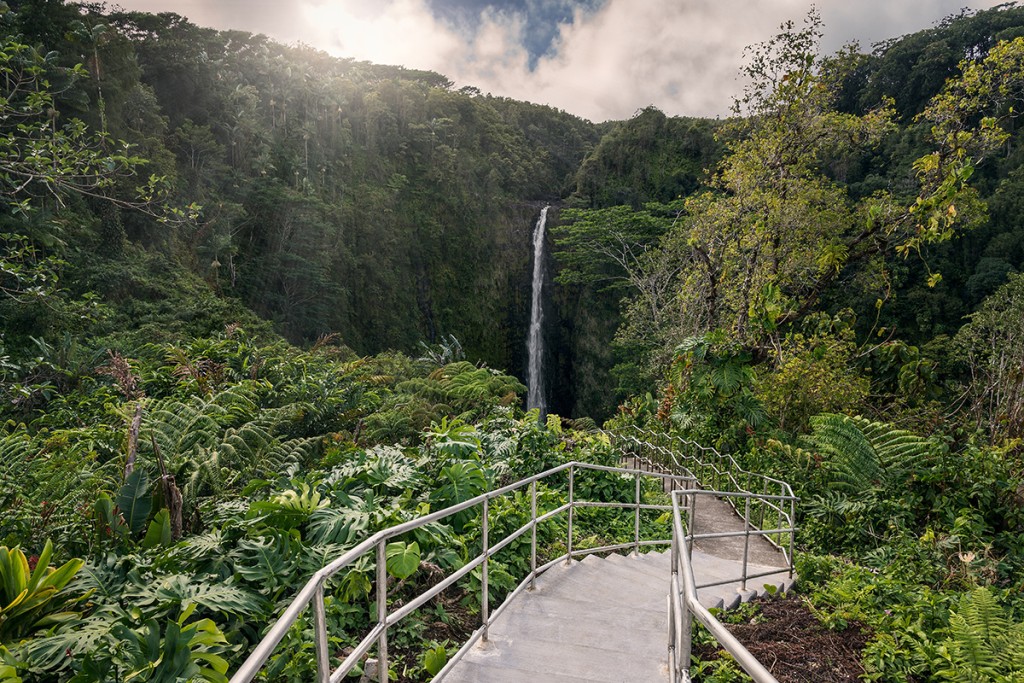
[954,273,1024,443]
[629,16,1024,360]
[0,36,183,301]
[0,39,148,210]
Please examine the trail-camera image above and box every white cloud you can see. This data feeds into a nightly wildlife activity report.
[108,0,1010,122]
[301,0,467,70]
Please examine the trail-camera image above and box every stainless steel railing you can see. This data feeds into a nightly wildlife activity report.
[229,431,797,683]
[670,489,780,683]
[229,459,695,683]
[611,427,797,571]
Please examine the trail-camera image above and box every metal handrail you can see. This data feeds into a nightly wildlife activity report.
[229,460,695,683]
[669,489,779,683]
[229,432,797,683]
[612,427,797,572]
[614,426,795,498]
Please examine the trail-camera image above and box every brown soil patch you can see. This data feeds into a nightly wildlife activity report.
[694,595,870,682]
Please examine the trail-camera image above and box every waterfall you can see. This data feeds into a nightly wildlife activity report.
[527,206,549,416]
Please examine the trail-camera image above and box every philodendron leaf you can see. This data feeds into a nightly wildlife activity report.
[116,469,152,536]
[423,644,447,676]
[385,541,420,580]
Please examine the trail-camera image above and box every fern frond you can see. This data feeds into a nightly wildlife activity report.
[259,437,321,478]
[854,416,938,474]
[0,434,34,508]
[803,414,881,492]
[934,587,1024,679]
[803,414,939,493]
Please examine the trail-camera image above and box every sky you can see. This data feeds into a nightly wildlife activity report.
[106,0,1008,122]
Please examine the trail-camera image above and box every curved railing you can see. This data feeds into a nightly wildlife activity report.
[611,426,796,571]
[228,431,797,683]
[670,489,779,683]
[229,459,695,683]
[610,428,797,682]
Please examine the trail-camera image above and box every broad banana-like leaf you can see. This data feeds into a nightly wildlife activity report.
[142,510,172,549]
[116,469,152,536]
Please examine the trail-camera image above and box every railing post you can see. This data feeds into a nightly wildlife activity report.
[482,497,490,641]
[669,493,679,682]
[668,593,677,683]
[313,580,329,683]
[741,496,751,591]
[677,493,693,681]
[759,478,768,530]
[634,471,641,556]
[566,465,574,564]
[530,480,538,590]
[375,540,388,683]
[688,491,696,540]
[789,490,796,579]
[680,595,692,678]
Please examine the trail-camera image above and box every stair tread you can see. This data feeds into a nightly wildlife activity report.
[440,478,795,683]
[449,630,667,683]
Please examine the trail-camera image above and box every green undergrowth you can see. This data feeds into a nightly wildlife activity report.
[0,329,680,682]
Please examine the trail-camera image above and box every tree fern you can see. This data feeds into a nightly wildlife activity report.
[857,417,938,472]
[803,414,883,492]
[259,436,321,478]
[144,383,266,464]
[802,414,937,493]
[0,435,34,538]
[0,434,32,495]
[931,588,1024,680]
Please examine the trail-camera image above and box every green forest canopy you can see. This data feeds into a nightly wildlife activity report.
[2,1,1024,681]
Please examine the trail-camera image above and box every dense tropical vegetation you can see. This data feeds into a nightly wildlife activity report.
[2,0,1024,680]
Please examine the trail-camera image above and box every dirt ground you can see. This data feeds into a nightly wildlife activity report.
[693,595,870,682]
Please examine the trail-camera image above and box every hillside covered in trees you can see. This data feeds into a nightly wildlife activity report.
[3,0,1024,680]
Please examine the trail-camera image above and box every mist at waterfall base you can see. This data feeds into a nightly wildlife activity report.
[526,206,549,418]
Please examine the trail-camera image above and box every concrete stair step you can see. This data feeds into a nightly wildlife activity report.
[579,552,669,583]
[441,660,597,683]
[447,631,667,683]
[547,562,667,611]
[500,591,666,629]
[440,485,795,683]
[604,551,673,581]
[493,603,665,652]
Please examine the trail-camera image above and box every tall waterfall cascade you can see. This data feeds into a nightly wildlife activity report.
[526,206,549,416]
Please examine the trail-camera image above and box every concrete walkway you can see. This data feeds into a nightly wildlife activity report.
[440,452,795,682]
[440,549,793,682]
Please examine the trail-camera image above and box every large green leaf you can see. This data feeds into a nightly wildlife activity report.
[116,470,152,536]
[142,510,172,549]
[229,533,300,599]
[431,461,486,508]
[0,541,85,642]
[126,574,264,618]
[21,608,123,670]
[385,541,420,580]
[423,644,447,676]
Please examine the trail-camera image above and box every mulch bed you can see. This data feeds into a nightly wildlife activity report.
[693,595,870,682]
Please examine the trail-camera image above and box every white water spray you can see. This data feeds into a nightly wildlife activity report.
[527,206,549,415]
